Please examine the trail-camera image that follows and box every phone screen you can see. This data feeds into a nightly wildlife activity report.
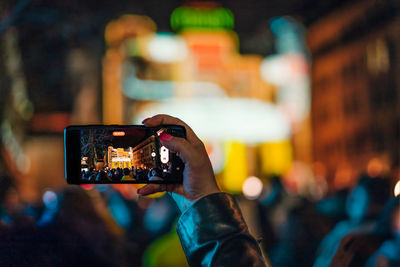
[65,125,184,184]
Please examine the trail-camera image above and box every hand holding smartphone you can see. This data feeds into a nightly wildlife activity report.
[64,125,186,184]
[137,115,221,212]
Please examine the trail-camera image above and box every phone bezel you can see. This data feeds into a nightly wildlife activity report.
[64,124,186,184]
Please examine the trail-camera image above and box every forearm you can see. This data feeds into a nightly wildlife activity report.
[176,192,267,267]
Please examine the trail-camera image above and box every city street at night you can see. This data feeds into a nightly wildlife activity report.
[0,0,399,266]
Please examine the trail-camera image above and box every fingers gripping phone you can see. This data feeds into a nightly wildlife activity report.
[64,125,186,184]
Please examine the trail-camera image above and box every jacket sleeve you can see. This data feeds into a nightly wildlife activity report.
[176,192,268,267]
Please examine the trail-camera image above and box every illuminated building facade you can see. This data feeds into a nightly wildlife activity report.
[130,136,158,170]
[107,146,133,169]
[107,135,158,170]
[102,2,313,194]
[308,0,400,188]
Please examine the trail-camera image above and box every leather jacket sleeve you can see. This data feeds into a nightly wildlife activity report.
[176,192,267,267]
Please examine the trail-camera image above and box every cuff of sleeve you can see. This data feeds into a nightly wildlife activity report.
[176,192,247,255]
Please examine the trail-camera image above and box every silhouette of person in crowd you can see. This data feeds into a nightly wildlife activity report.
[313,175,391,267]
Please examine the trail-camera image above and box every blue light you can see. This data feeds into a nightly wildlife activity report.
[269,16,307,54]
[42,190,58,210]
[108,193,131,228]
[144,199,171,235]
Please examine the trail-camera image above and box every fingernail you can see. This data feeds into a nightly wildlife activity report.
[160,133,172,141]
[142,117,151,124]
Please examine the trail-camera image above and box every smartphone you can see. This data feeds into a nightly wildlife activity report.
[64,125,186,184]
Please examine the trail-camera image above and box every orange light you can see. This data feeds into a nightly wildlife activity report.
[113,131,125,136]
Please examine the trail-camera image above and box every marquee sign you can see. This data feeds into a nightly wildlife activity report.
[170,2,234,32]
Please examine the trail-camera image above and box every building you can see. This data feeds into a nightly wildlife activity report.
[107,146,133,169]
[308,0,400,188]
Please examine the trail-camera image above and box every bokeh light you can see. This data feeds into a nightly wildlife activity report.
[42,190,58,209]
[367,158,384,178]
[147,34,188,63]
[242,176,263,200]
[394,180,400,197]
[80,184,94,191]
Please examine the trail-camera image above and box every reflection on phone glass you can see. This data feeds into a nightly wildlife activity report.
[79,128,182,183]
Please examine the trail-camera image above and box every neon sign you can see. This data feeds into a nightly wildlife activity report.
[113,131,125,136]
[170,3,234,32]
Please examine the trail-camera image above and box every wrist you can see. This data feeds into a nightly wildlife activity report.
[172,189,221,213]
[170,193,195,213]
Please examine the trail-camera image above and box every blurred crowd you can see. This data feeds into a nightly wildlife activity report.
[0,172,399,267]
[81,167,166,183]
[259,175,400,267]
[0,174,181,266]
[82,167,144,182]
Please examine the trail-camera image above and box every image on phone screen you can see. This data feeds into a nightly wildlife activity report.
[67,126,184,184]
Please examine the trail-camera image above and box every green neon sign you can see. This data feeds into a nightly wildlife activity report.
[171,5,234,32]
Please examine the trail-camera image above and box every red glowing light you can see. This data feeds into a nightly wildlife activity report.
[80,184,94,191]
[113,131,125,136]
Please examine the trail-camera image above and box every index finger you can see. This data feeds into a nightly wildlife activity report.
[143,114,200,145]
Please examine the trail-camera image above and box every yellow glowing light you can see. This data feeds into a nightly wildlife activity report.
[221,142,248,194]
[143,231,188,267]
[242,176,263,200]
[394,180,400,197]
[136,184,166,198]
[259,140,292,176]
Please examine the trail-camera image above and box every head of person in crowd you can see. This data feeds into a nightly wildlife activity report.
[364,197,400,267]
[7,186,130,266]
[317,188,349,223]
[0,174,16,210]
[346,175,391,223]
[57,187,107,227]
[373,196,400,238]
[260,175,285,206]
[55,187,128,263]
[84,169,91,178]
[313,175,391,267]
[392,199,400,239]
[0,174,27,225]
[95,170,105,182]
